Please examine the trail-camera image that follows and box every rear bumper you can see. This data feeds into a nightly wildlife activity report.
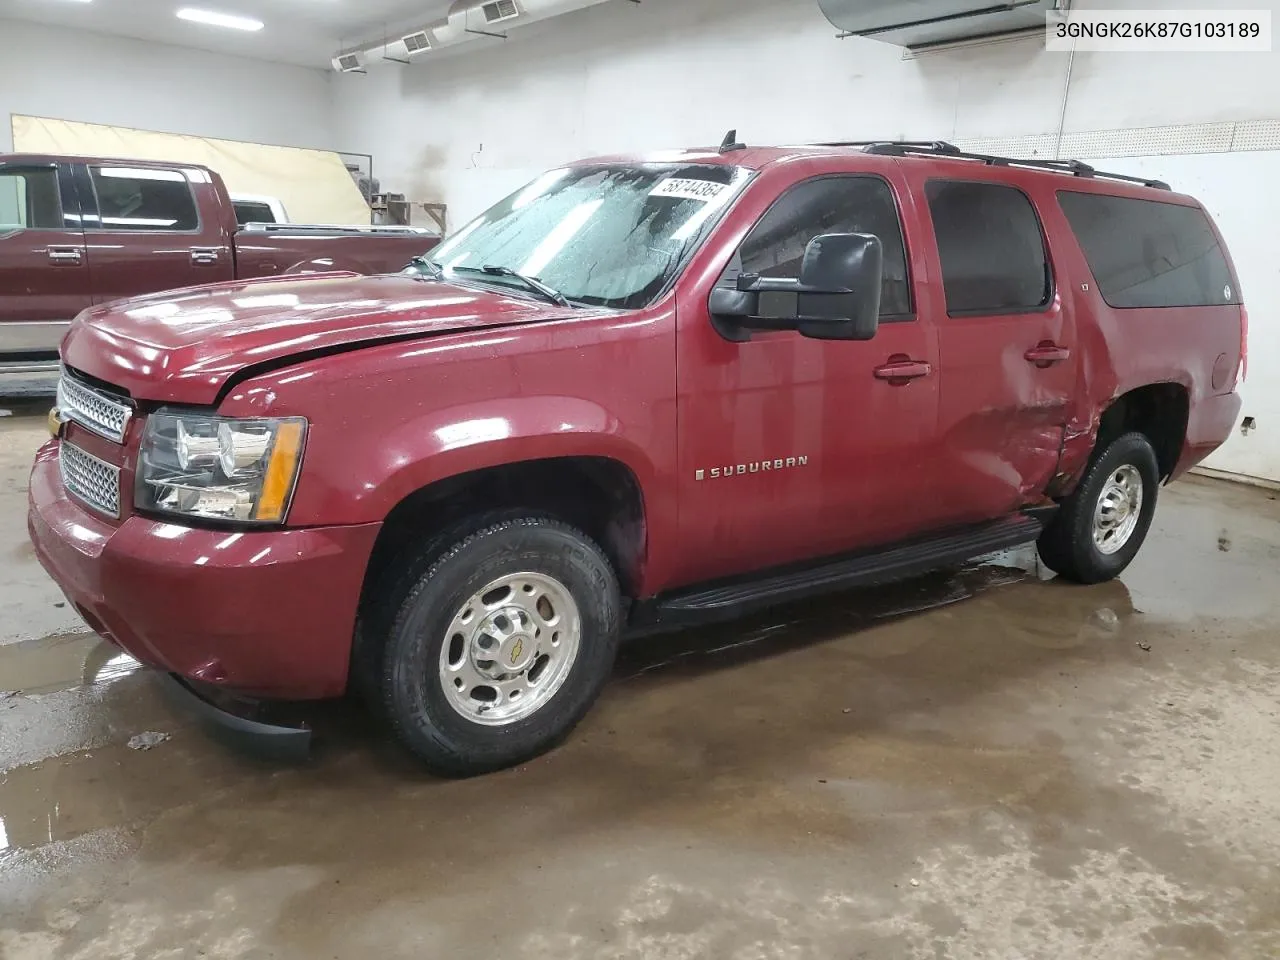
[1172,390,1243,481]
[28,441,381,699]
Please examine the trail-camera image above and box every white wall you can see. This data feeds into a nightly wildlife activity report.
[331,0,1280,224]
[0,18,335,153]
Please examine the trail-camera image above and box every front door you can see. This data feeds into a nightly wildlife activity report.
[909,173,1079,524]
[0,162,90,357]
[673,166,943,587]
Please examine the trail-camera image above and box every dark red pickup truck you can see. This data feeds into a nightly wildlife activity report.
[29,139,1246,776]
[0,154,437,379]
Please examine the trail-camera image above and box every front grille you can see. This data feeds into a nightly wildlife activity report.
[60,442,122,519]
[57,368,133,443]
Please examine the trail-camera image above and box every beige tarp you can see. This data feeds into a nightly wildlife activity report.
[11,115,371,225]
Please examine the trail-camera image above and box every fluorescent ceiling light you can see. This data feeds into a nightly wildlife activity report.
[176,8,265,31]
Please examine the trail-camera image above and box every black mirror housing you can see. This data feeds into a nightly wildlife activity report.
[795,233,882,341]
[708,232,883,342]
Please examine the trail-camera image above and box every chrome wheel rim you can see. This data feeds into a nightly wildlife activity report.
[438,571,582,726]
[1093,464,1144,555]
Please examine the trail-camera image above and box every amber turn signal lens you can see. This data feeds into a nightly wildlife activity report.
[254,421,306,523]
[47,407,63,439]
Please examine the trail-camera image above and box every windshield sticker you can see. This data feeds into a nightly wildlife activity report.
[650,178,729,202]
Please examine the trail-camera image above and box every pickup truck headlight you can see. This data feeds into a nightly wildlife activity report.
[135,412,307,524]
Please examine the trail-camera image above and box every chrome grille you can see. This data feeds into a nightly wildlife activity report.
[60,443,121,519]
[57,369,133,443]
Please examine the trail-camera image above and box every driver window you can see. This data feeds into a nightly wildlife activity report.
[720,175,913,319]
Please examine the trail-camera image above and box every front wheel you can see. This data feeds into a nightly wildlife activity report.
[1038,432,1160,584]
[378,516,621,776]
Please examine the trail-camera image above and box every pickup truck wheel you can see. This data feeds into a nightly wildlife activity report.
[1037,432,1159,584]
[379,517,620,776]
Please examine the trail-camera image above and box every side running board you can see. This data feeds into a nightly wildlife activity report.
[637,513,1048,627]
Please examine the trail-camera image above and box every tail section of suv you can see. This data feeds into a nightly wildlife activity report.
[29,139,1244,775]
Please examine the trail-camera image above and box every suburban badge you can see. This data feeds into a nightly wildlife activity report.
[695,456,809,480]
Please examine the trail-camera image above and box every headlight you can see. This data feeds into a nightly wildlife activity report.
[136,412,307,524]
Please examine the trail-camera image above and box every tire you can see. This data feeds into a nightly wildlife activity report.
[1038,431,1160,584]
[377,516,621,776]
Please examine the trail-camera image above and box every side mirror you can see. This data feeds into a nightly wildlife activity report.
[708,233,883,342]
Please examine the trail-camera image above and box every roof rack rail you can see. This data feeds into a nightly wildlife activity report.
[815,139,963,154]
[816,140,1171,190]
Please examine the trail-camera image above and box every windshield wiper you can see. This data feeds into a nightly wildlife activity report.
[477,264,573,308]
[407,255,444,279]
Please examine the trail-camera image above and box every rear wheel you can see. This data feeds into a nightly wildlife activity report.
[1038,432,1160,584]
[377,516,620,776]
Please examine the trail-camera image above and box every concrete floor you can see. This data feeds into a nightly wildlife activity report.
[2,399,1279,960]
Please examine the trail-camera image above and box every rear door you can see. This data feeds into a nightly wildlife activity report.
[80,163,232,303]
[0,162,90,356]
[908,171,1078,523]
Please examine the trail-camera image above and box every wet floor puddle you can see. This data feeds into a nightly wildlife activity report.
[0,632,141,697]
[0,541,1171,876]
[616,547,1048,680]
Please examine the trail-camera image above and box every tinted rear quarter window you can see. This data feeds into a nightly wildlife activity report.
[1057,191,1238,308]
[925,180,1051,315]
[90,166,199,232]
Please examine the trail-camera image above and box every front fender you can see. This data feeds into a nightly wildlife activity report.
[290,396,662,526]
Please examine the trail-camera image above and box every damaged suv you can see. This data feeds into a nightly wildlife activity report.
[30,139,1246,775]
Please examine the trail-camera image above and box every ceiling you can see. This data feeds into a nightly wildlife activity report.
[0,0,455,67]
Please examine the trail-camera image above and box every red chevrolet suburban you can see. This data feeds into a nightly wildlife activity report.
[28,138,1246,775]
[1,154,436,381]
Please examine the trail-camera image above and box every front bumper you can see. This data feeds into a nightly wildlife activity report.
[28,440,381,699]
[158,673,312,761]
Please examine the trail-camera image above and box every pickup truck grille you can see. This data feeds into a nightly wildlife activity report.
[57,368,133,443]
[60,442,121,519]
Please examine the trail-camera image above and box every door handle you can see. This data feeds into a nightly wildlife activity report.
[1025,342,1071,367]
[873,357,932,383]
[190,247,221,266]
[47,246,83,265]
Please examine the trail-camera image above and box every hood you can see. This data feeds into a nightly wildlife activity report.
[60,273,579,404]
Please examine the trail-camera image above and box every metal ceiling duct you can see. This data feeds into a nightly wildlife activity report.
[335,0,615,71]
[816,0,1067,49]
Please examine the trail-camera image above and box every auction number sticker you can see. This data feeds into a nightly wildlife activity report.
[650,178,729,201]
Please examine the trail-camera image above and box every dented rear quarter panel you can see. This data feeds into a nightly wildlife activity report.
[1030,179,1245,490]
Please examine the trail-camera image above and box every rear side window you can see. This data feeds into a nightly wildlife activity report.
[90,166,199,232]
[925,180,1051,315]
[1058,191,1238,308]
[732,175,913,318]
[233,201,276,225]
[0,168,63,230]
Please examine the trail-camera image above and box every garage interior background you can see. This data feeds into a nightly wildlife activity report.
[0,0,1275,484]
